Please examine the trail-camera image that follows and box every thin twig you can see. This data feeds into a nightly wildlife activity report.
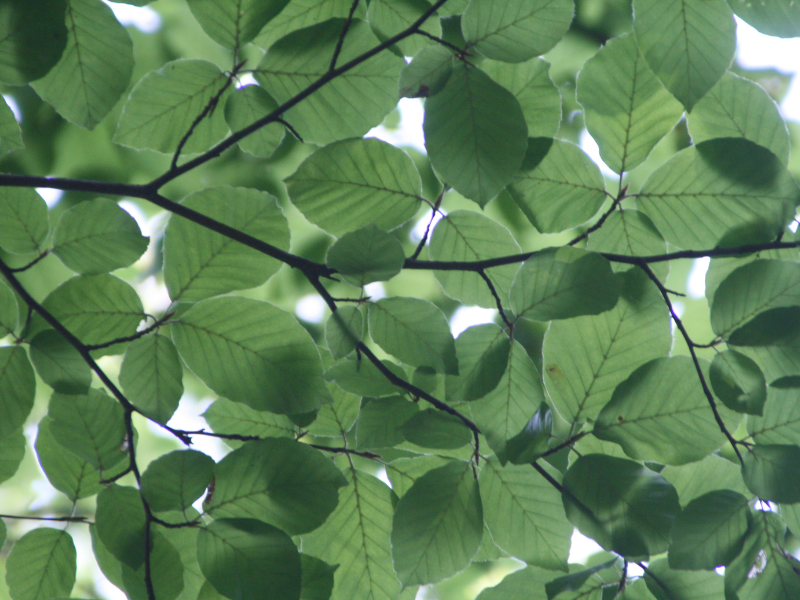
[568,193,624,246]
[309,444,381,459]
[84,312,174,351]
[329,0,361,71]
[276,118,303,142]
[9,250,50,273]
[539,431,588,458]
[637,562,673,598]
[413,29,464,54]
[0,514,90,523]
[410,185,446,260]
[477,269,513,329]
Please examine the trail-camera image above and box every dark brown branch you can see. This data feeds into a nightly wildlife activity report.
[329,0,361,71]
[9,250,50,273]
[413,29,464,54]
[410,186,445,260]
[309,444,381,459]
[639,263,744,465]
[0,513,89,523]
[477,269,513,329]
[568,194,623,246]
[84,312,173,351]
[539,431,588,458]
[275,118,303,142]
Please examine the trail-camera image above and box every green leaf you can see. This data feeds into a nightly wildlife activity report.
[545,558,619,600]
[385,455,451,498]
[742,444,800,503]
[164,187,290,302]
[31,0,133,129]
[5,528,76,600]
[728,0,800,38]
[52,198,148,274]
[306,377,360,438]
[324,306,363,360]
[738,512,800,600]
[544,267,672,425]
[368,297,458,374]
[0,0,66,85]
[286,138,422,237]
[637,140,800,251]
[661,454,750,506]
[48,389,127,472]
[326,224,405,287]
[187,0,290,49]
[461,0,573,63]
[469,338,546,457]
[35,417,103,501]
[29,330,90,395]
[119,334,183,424]
[0,427,23,484]
[398,45,453,98]
[595,356,742,465]
[223,85,285,158]
[172,296,331,415]
[325,358,407,397]
[709,350,767,415]
[748,383,800,446]
[302,467,406,600]
[114,59,229,153]
[0,96,23,155]
[482,58,561,139]
[668,490,750,570]
[367,0,441,56]
[498,402,552,465]
[39,274,144,349]
[446,324,510,402]
[299,554,336,600]
[356,396,419,449]
[197,518,301,600]
[0,188,49,254]
[475,566,551,600]
[205,438,347,535]
[141,449,215,513]
[577,33,683,174]
[588,212,671,279]
[120,532,184,600]
[480,457,571,570]
[0,346,35,437]
[401,409,472,449]
[632,0,735,110]
[255,19,404,144]
[724,518,767,600]
[509,138,606,233]
[95,484,147,568]
[424,62,528,207]
[253,0,361,50]
[562,454,681,558]
[643,558,724,600]
[0,277,17,337]
[510,247,620,322]
[203,397,296,441]
[391,460,483,586]
[688,72,790,165]
[429,210,521,309]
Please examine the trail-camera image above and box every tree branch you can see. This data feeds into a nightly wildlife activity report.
[477,269,513,329]
[0,514,90,523]
[329,0,361,71]
[568,191,624,246]
[84,312,173,351]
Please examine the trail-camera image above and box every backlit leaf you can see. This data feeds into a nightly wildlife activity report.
[141,449,215,513]
[742,444,800,503]
[187,0,291,49]
[367,0,441,56]
[0,0,67,85]
[253,0,360,50]
[748,383,800,446]
[0,427,23,484]
[325,357,407,397]
[119,334,183,424]
[0,96,22,154]
[661,454,750,506]
[709,350,767,415]
[0,277,17,337]
[401,409,472,449]
[203,397,296,441]
[5,528,75,600]
[398,45,453,98]
[326,224,405,287]
[223,85,285,158]
[324,306,363,360]
[29,330,91,394]
[446,324,510,403]
[728,0,800,38]
[0,188,49,254]
[644,558,724,600]
[0,346,35,437]
[95,484,147,569]
[356,396,419,449]
[35,417,103,501]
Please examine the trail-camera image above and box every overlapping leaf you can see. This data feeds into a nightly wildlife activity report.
[661,454,751,506]
[367,0,441,56]
[253,0,361,50]
[398,45,453,98]
[141,450,215,513]
[326,224,405,287]
[187,0,291,50]
[644,558,724,600]
[203,397,296,441]
[0,188,49,254]
[0,96,22,155]
[5,528,76,600]
[586,210,669,281]
[223,85,285,158]
[35,417,104,501]
[446,324,510,402]
[0,278,16,337]
[0,0,66,85]
[0,427,23,484]
[729,0,800,38]
[119,334,183,424]
[0,346,35,437]
[325,306,363,360]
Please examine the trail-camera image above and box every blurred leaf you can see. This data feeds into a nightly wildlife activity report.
[728,0,800,38]
[119,334,183,424]
[0,96,23,154]
[709,349,767,415]
[742,444,800,503]
[95,484,147,569]
[356,396,419,449]
[385,455,451,498]
[326,224,405,287]
[299,554,336,600]
[0,277,17,337]
[401,408,472,449]
[186,0,291,50]
[0,427,23,484]
[325,357,407,397]
[660,454,750,506]
[0,0,66,85]
[475,566,551,600]
[643,558,724,600]
[0,188,49,254]
[545,559,618,600]
[0,346,36,437]
[324,306,363,360]
[5,529,75,600]
[367,0,441,56]
[398,45,453,98]
[498,402,552,465]
[223,85,285,158]
[253,0,360,50]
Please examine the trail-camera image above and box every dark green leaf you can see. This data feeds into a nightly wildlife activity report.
[141,449,215,513]
[742,444,800,503]
[0,95,23,154]
[0,0,66,85]
[498,402,552,465]
[119,334,183,424]
[253,0,361,50]
[661,454,750,506]
[367,0,441,56]
[172,296,331,415]
[545,558,618,600]
[203,397,296,441]
[563,454,680,558]
[223,85,285,158]
[643,558,724,600]
[356,396,419,449]
[0,346,35,436]
[0,426,23,484]
[31,0,133,129]
[446,324,509,402]
[205,438,347,535]
[737,512,800,599]
[475,566,551,600]
[0,277,17,337]
[748,383,800,446]
[95,484,147,569]
[35,417,103,501]
[391,461,483,585]
[324,306,363,360]
[120,532,184,600]
[0,188,49,254]
[326,224,405,287]
[728,0,800,38]
[385,455,451,498]
[325,357,407,397]
[196,518,301,600]
[299,554,336,600]
[29,330,91,394]
[401,409,471,449]
[398,45,453,98]
[709,350,767,415]
[424,62,528,206]
[5,528,76,600]
[187,0,291,49]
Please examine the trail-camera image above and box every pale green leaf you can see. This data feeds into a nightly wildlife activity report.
[636,139,800,249]
[704,243,800,304]
[0,427,23,484]
[742,444,800,503]
[429,210,521,309]
[587,211,668,281]
[48,389,127,472]
[29,330,91,395]
[206,438,347,535]
[164,187,290,302]
[644,558,724,600]
[401,409,472,449]
[197,518,301,600]
[35,417,103,501]
[119,334,183,424]
[544,268,672,425]
[391,461,483,586]
[594,356,742,465]
[141,449,214,513]
[509,138,606,233]
[223,85,285,158]
[172,296,331,415]
[253,0,361,50]
[187,0,291,49]
[482,58,561,139]
[203,397,296,441]
[709,350,767,415]
[0,0,66,85]
[5,529,75,600]
[728,0,800,38]
[446,324,510,403]
[461,0,573,63]
[95,484,147,568]
[0,188,49,254]
[368,296,458,375]
[302,467,407,600]
[633,0,736,110]
[661,454,751,506]
[286,137,422,237]
[480,457,571,570]
[563,454,680,558]
[0,346,35,437]
[325,358,407,397]
[688,72,790,164]
[114,59,229,153]
[0,277,17,337]
[324,306,363,360]
[356,396,419,449]
[424,62,528,206]
[256,19,404,144]
[577,33,683,174]
[510,247,620,322]
[398,45,453,98]
[475,566,550,600]
[31,0,133,129]
[748,383,800,446]
[367,0,441,56]
[0,96,23,154]
[52,198,148,274]
[305,378,359,438]
[326,224,405,287]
